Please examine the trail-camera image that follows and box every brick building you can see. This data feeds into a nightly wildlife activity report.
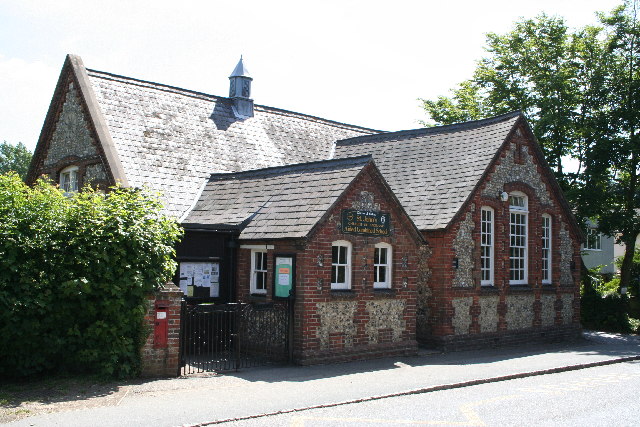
[335,116,583,349]
[182,156,426,363]
[27,54,582,365]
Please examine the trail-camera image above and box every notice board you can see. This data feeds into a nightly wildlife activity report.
[179,262,220,298]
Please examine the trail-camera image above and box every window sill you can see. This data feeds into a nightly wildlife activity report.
[373,288,396,296]
[452,285,475,290]
[330,289,356,298]
[508,284,533,291]
[480,285,500,293]
[249,293,267,298]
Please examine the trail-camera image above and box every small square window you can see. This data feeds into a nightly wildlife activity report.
[59,166,79,194]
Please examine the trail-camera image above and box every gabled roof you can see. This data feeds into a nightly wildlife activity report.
[29,55,379,218]
[334,112,522,230]
[86,68,378,217]
[183,156,376,239]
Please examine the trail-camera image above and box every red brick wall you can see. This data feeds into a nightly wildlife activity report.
[418,128,582,349]
[140,282,183,377]
[236,164,427,364]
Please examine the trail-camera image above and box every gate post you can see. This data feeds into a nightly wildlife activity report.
[288,293,295,364]
[234,303,242,371]
[141,281,183,377]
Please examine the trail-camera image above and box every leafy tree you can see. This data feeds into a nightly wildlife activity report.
[420,3,640,293]
[421,14,610,189]
[585,1,640,293]
[0,141,32,180]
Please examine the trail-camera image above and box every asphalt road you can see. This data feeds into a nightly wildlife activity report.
[227,361,640,426]
[5,332,639,427]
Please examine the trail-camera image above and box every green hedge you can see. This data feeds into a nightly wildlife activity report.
[0,173,182,378]
[580,270,638,333]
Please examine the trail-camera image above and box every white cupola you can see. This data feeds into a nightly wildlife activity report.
[228,56,254,118]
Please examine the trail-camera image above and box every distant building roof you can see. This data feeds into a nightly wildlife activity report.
[334,112,522,230]
[183,156,375,239]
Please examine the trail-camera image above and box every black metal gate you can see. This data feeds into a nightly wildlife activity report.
[179,300,291,375]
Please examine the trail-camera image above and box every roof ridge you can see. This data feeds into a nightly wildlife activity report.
[86,68,381,134]
[336,111,522,146]
[208,155,373,182]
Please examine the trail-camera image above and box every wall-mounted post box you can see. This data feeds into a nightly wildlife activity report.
[154,301,169,348]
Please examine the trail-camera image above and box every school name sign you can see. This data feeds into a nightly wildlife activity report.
[341,209,391,236]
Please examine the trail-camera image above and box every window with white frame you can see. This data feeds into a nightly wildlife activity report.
[480,207,494,286]
[250,250,268,294]
[542,214,552,284]
[509,192,528,284]
[331,240,352,290]
[59,165,79,194]
[585,228,601,251]
[373,243,392,289]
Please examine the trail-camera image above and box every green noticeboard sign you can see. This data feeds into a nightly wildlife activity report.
[274,255,294,298]
[341,209,391,236]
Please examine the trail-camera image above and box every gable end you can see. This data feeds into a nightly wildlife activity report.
[27,55,128,189]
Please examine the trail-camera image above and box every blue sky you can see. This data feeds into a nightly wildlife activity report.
[0,0,622,151]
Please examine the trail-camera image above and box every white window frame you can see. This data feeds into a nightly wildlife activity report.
[509,192,528,285]
[59,165,79,194]
[373,243,392,289]
[542,214,552,284]
[585,228,602,251]
[331,240,352,290]
[480,207,494,286]
[250,249,268,295]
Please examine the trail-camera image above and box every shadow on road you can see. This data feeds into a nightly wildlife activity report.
[220,331,639,384]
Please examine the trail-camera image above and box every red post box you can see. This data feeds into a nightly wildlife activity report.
[154,301,169,348]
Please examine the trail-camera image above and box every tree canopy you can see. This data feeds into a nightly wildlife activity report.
[420,1,640,291]
[0,141,32,180]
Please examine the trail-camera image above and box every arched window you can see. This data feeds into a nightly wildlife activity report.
[480,207,494,286]
[373,243,392,289]
[331,240,352,290]
[59,165,79,194]
[541,214,552,284]
[509,192,528,285]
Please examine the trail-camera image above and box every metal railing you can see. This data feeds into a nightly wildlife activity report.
[179,300,290,375]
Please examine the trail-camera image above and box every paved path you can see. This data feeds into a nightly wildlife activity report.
[5,331,640,427]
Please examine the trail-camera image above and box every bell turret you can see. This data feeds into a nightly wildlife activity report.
[228,56,254,118]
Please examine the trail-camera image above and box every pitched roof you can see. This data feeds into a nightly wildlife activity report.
[29,55,378,219]
[182,156,374,239]
[229,57,251,78]
[334,112,522,230]
[85,68,379,218]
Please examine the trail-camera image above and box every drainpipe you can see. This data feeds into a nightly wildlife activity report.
[227,235,239,303]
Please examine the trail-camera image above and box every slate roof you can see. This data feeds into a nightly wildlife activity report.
[85,69,378,218]
[183,156,373,239]
[334,112,522,230]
